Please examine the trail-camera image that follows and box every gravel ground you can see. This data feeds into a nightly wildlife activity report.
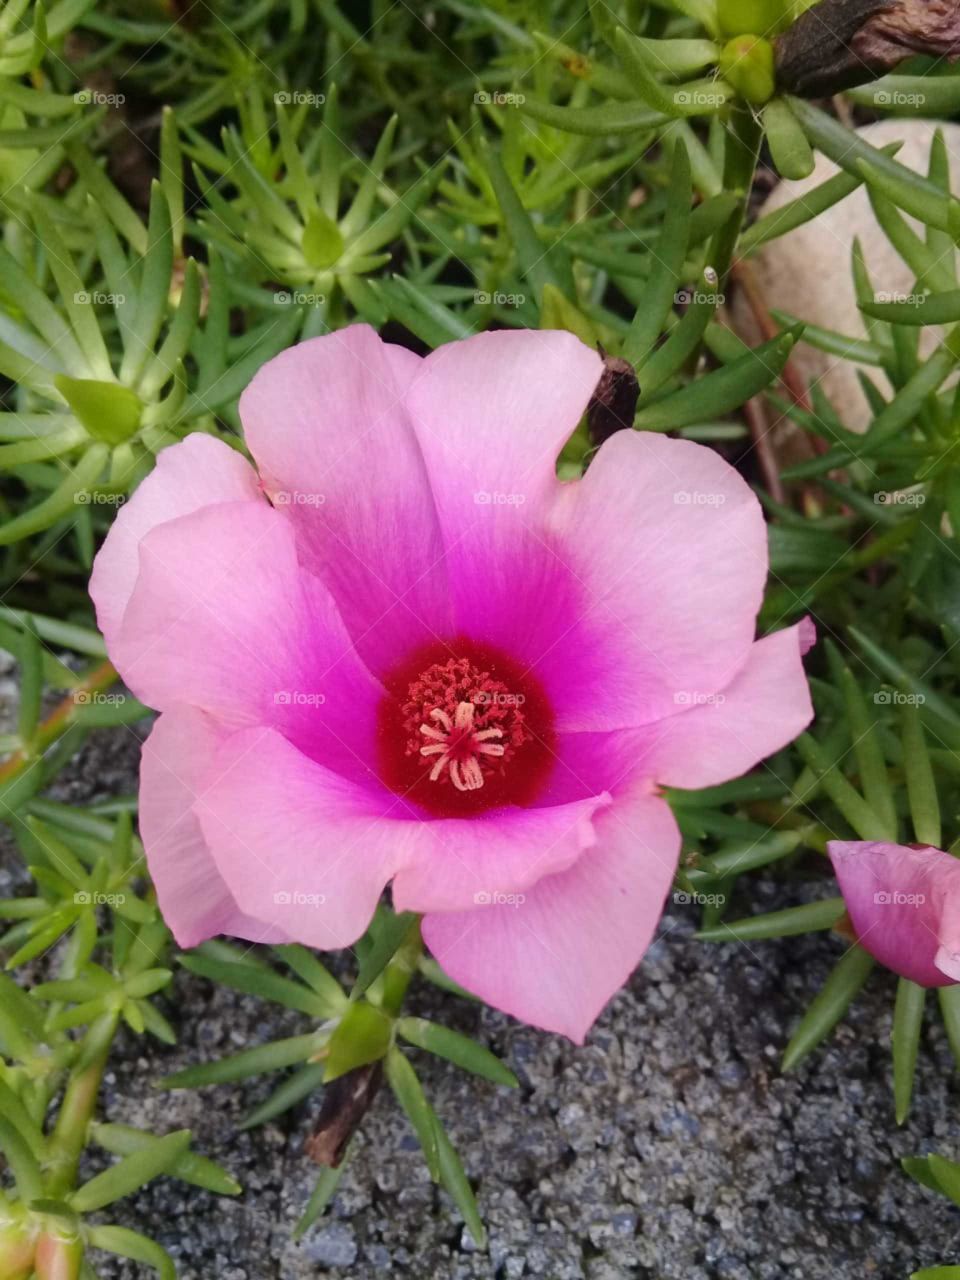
[3,720,960,1280]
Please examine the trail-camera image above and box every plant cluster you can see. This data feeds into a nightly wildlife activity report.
[2,0,960,1275]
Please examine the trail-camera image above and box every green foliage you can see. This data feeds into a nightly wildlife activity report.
[0,799,236,1276]
[1,0,960,1272]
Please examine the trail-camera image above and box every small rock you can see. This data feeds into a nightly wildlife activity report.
[740,119,960,431]
[301,1223,358,1269]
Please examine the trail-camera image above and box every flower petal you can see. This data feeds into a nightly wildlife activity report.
[195,726,416,949]
[140,706,289,949]
[89,435,262,652]
[640,623,813,789]
[390,791,612,914]
[422,785,681,1041]
[829,840,960,987]
[403,329,605,714]
[113,500,385,784]
[407,328,603,520]
[546,430,769,730]
[239,325,452,675]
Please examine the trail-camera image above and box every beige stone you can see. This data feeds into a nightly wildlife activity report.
[739,118,960,430]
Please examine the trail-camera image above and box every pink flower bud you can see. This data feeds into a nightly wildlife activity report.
[829,841,960,986]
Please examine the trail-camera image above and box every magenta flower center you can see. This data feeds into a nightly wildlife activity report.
[378,640,555,817]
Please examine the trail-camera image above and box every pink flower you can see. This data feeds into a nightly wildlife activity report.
[90,326,812,1041]
[829,841,960,987]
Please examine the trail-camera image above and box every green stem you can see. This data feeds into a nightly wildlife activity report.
[709,103,763,288]
[46,1018,116,1197]
[379,917,423,1017]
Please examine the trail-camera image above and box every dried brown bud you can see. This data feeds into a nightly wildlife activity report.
[587,350,640,447]
[775,0,960,98]
[306,1061,383,1167]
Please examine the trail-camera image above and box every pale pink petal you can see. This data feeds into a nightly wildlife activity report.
[90,435,262,652]
[195,727,416,949]
[422,785,681,1041]
[390,792,612,914]
[407,329,602,519]
[829,841,960,987]
[140,706,288,949]
[239,325,452,675]
[546,430,769,730]
[113,501,385,784]
[640,624,814,790]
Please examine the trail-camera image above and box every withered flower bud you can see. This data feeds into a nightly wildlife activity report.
[775,0,960,98]
[587,349,640,447]
[306,1061,384,1167]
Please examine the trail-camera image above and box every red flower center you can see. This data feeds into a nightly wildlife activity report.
[377,638,556,817]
